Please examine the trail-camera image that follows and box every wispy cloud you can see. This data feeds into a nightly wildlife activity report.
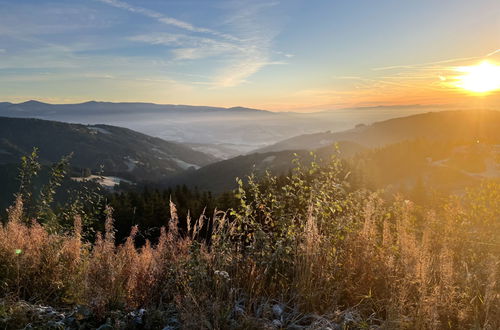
[130,33,241,60]
[0,3,110,36]
[96,0,240,42]
[208,0,285,87]
[116,0,288,87]
[373,48,500,71]
[285,49,500,111]
[485,49,500,57]
[333,49,500,99]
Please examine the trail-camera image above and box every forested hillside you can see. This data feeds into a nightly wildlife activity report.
[0,117,217,181]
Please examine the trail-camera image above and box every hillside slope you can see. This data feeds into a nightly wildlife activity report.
[0,117,218,181]
[168,141,366,192]
[256,110,500,153]
[170,110,500,193]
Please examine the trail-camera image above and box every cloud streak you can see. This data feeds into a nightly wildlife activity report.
[96,0,240,42]
[116,0,287,87]
[373,48,500,71]
[285,49,500,111]
[355,49,500,98]
[129,33,242,60]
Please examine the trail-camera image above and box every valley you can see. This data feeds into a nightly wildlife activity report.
[0,106,498,198]
[0,101,456,157]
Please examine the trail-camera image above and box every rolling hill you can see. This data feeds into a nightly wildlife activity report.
[0,117,218,182]
[0,101,447,157]
[167,141,366,193]
[255,110,500,153]
[169,110,500,193]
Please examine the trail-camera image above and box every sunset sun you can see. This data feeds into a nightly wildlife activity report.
[453,60,500,93]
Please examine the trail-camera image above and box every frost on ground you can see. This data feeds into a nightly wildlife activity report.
[71,175,133,190]
[170,157,200,170]
[0,299,373,330]
[124,156,140,172]
[87,126,112,135]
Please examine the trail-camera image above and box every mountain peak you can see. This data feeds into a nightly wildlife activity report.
[19,100,48,106]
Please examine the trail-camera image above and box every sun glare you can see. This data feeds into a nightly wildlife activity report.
[453,60,500,93]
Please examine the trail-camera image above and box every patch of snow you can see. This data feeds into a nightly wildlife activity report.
[151,147,167,155]
[189,142,262,159]
[88,126,112,135]
[71,175,133,190]
[124,156,139,172]
[431,158,448,167]
[319,139,333,146]
[151,147,170,160]
[189,146,231,159]
[262,155,276,163]
[430,147,500,179]
[171,158,200,170]
[464,158,500,178]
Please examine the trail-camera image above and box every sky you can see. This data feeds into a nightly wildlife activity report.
[0,0,499,111]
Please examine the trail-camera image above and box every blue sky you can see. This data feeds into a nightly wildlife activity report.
[0,0,498,110]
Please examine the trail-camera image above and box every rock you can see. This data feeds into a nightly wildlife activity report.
[307,314,342,330]
[324,325,342,330]
[233,304,245,318]
[272,304,283,318]
[167,316,180,326]
[129,308,147,325]
[62,316,76,326]
[256,302,273,319]
[74,305,93,320]
[342,310,362,326]
[97,324,114,330]
[272,319,283,328]
[46,320,65,329]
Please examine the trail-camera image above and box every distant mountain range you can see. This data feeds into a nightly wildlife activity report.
[0,101,288,154]
[0,100,268,117]
[0,117,217,181]
[0,101,454,157]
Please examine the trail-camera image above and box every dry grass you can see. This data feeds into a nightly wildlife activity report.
[341,194,499,329]
[0,183,499,329]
